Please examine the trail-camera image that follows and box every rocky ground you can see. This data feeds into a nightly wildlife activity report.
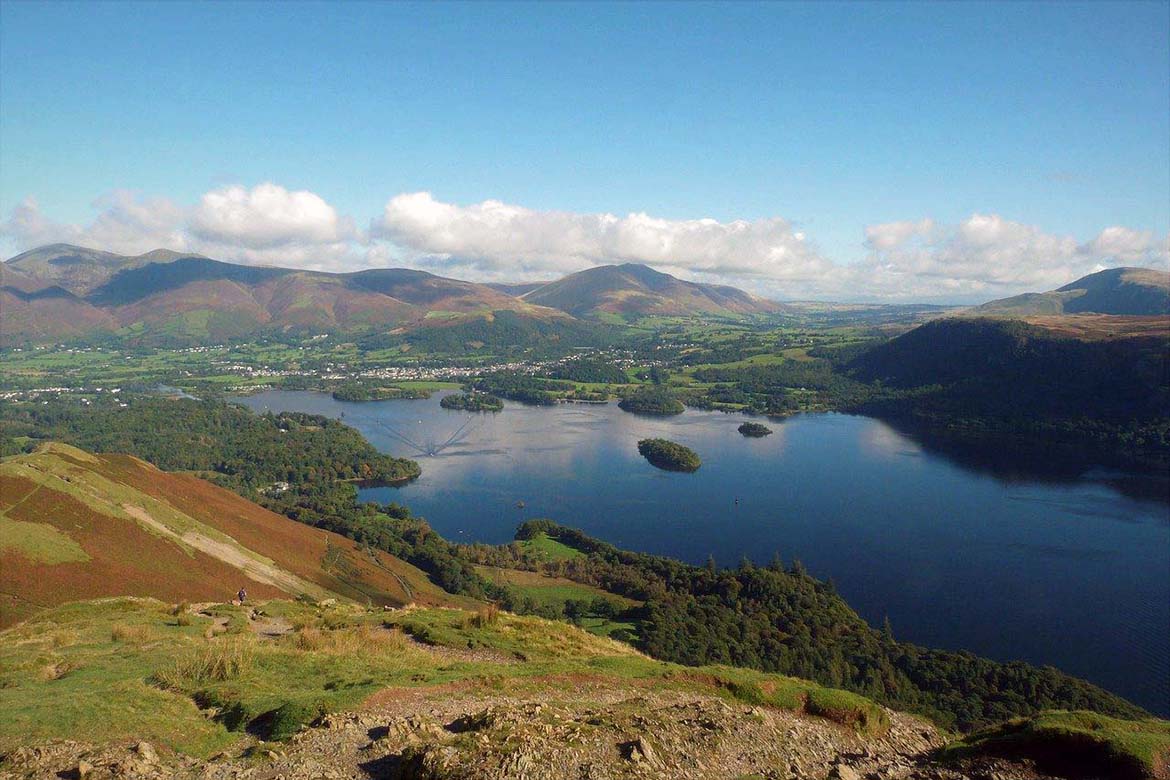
[0,685,1060,780]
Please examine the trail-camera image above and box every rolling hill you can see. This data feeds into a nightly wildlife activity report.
[0,442,465,626]
[0,244,572,345]
[973,267,1170,316]
[848,316,1170,457]
[519,262,781,319]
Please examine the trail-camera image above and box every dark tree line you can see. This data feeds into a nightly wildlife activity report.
[466,520,1148,731]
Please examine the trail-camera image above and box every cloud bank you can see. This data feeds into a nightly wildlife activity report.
[1,184,357,271]
[2,186,1166,302]
[855,214,1168,298]
[372,191,831,283]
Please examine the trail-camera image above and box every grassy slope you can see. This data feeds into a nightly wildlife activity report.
[516,530,584,562]
[943,711,1170,779]
[0,444,462,626]
[0,598,890,758]
[473,566,635,609]
[472,565,640,638]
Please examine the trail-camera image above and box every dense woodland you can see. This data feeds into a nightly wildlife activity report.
[470,521,1149,730]
[470,372,574,405]
[636,438,701,472]
[618,385,685,415]
[439,392,504,411]
[738,421,773,437]
[544,357,629,384]
[331,383,430,402]
[845,319,1170,460]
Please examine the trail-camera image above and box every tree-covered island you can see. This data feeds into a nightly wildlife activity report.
[440,392,504,412]
[637,438,701,472]
[332,383,430,402]
[738,421,773,437]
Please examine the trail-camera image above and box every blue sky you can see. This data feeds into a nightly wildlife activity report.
[1,1,1167,301]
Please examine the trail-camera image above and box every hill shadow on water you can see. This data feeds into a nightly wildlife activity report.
[877,416,1170,508]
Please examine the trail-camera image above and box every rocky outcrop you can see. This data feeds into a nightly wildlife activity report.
[0,689,1068,780]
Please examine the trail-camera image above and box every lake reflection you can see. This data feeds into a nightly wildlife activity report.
[237,390,1170,715]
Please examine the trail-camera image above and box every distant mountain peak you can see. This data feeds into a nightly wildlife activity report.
[521,262,778,318]
[975,266,1170,317]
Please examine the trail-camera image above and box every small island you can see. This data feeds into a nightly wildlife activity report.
[440,392,504,412]
[738,421,773,437]
[637,438,701,472]
[332,383,430,402]
[618,386,685,416]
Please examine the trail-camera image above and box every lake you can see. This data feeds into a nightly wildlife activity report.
[238,390,1170,715]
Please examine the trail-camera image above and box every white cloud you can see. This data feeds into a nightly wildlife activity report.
[372,191,832,282]
[1,192,189,257]
[2,189,1166,302]
[1,185,360,271]
[864,218,936,251]
[855,213,1170,299]
[190,183,354,250]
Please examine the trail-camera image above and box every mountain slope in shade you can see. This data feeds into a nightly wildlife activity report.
[4,243,198,296]
[0,244,572,344]
[485,281,553,297]
[974,267,1170,316]
[0,443,467,626]
[848,317,1169,428]
[520,263,780,318]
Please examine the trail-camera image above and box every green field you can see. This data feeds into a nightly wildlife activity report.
[516,531,584,562]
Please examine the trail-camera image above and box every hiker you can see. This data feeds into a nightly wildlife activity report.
[237,587,247,604]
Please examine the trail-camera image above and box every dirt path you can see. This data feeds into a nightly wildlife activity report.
[121,503,334,601]
[247,612,294,639]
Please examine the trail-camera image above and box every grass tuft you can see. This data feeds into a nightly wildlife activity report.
[37,661,77,681]
[171,602,192,627]
[465,603,500,629]
[153,638,253,689]
[291,624,407,655]
[111,623,153,643]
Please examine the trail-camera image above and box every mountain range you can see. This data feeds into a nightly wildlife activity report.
[0,244,781,345]
[2,243,1168,346]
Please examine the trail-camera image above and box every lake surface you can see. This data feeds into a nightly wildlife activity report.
[238,390,1170,715]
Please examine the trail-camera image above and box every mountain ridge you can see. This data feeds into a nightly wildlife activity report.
[972,267,1170,317]
[0,244,572,345]
[519,262,782,318]
[0,442,464,626]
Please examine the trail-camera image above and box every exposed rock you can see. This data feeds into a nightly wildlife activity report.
[621,735,666,770]
[133,742,157,764]
[0,693,1071,780]
[831,763,862,780]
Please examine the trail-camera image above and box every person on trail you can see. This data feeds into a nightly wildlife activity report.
[237,587,247,604]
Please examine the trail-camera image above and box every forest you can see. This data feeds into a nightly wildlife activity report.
[470,372,574,405]
[468,520,1149,731]
[618,385,685,415]
[439,392,504,411]
[846,318,1170,461]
